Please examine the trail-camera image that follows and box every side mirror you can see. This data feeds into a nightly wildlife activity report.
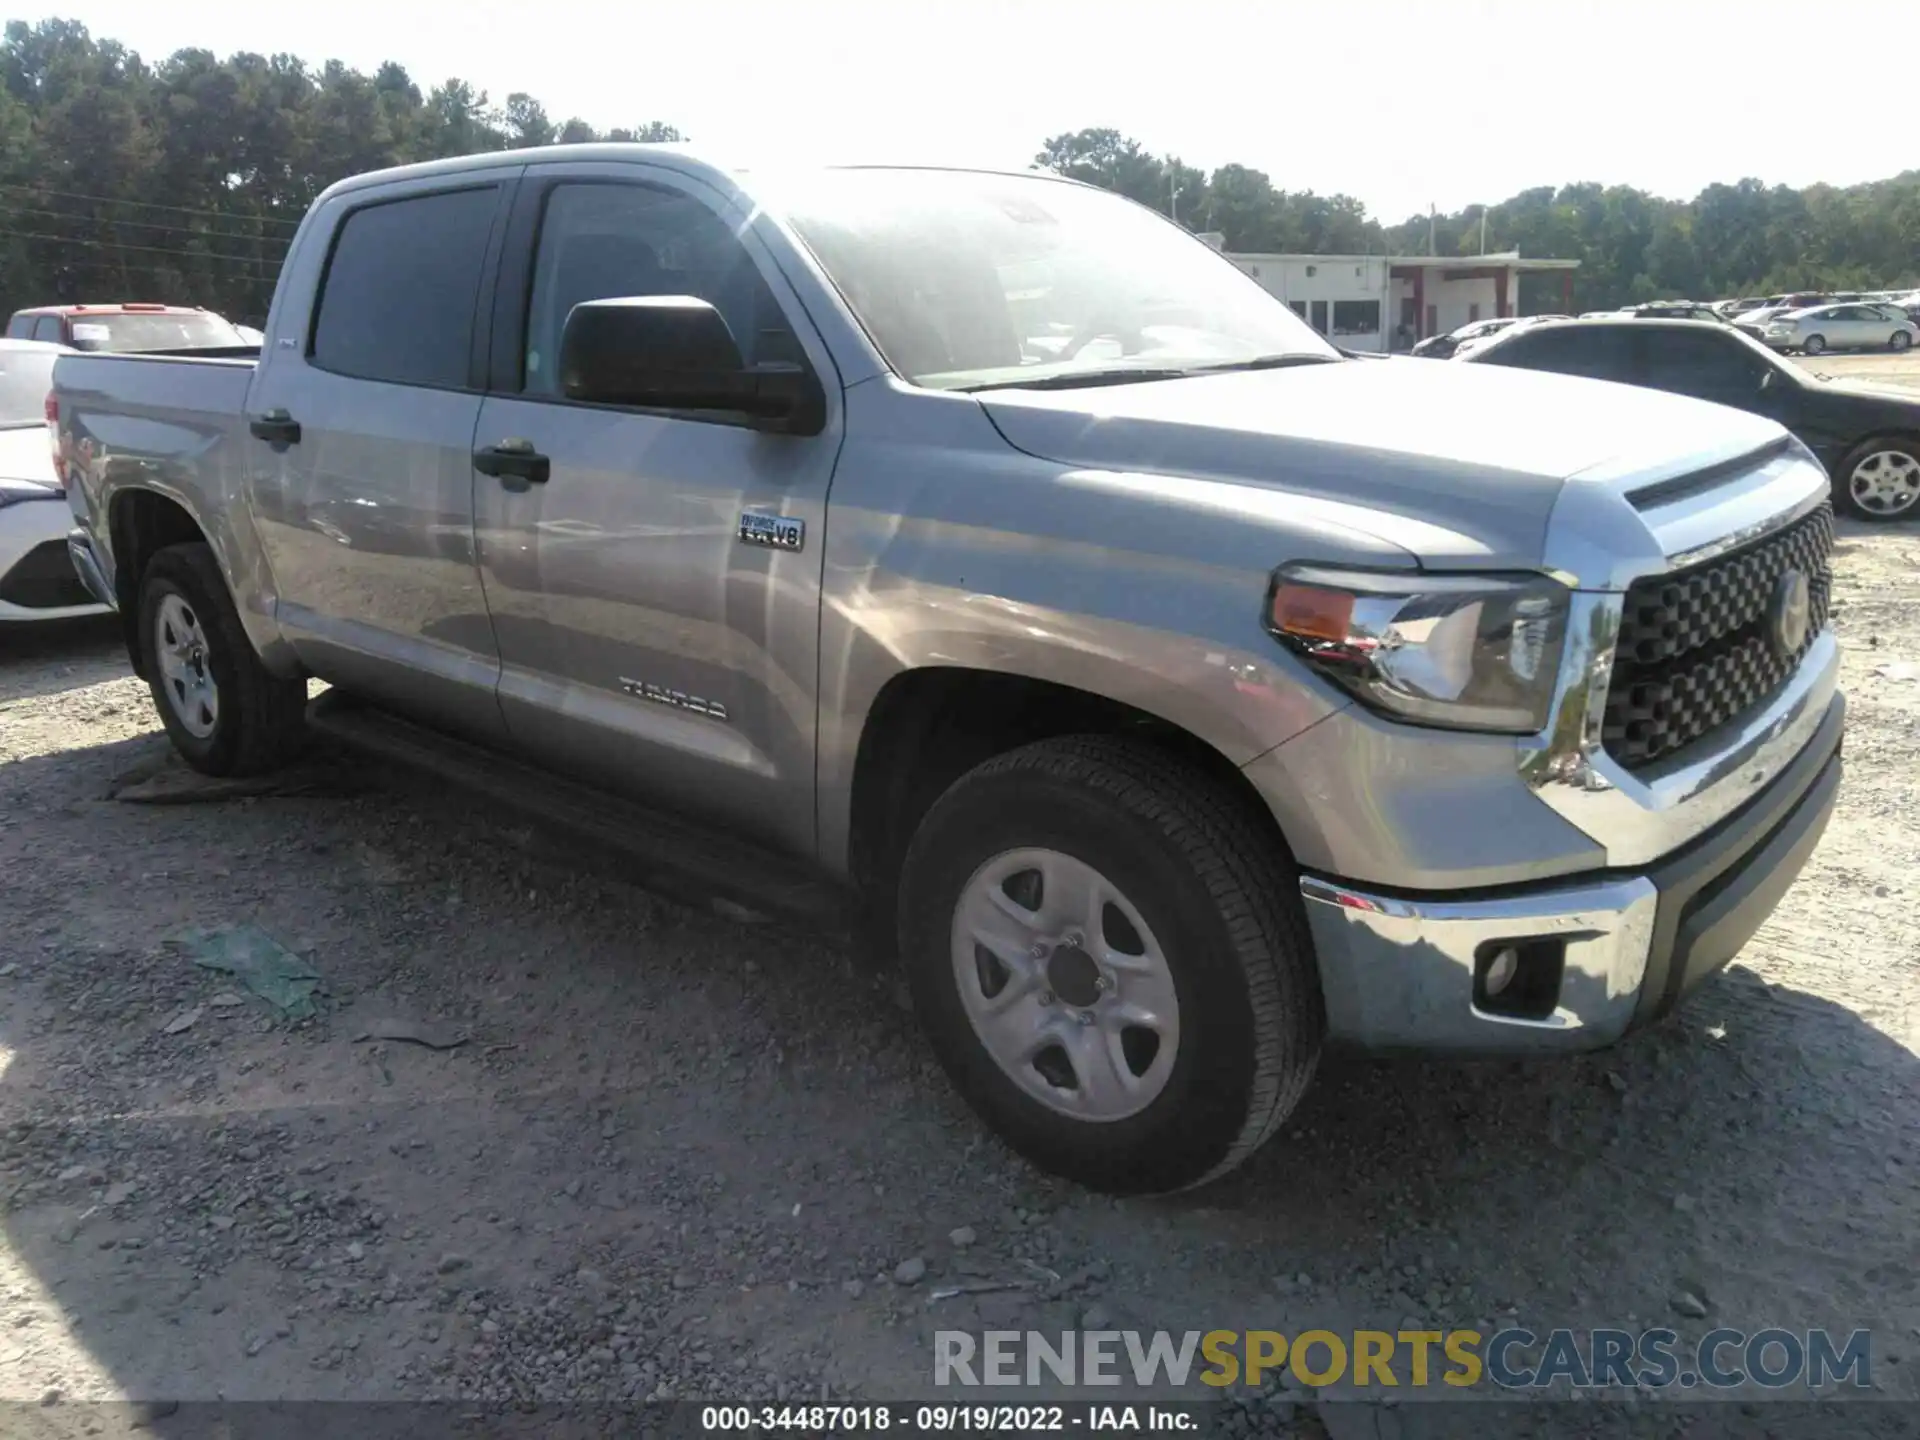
[558,296,824,435]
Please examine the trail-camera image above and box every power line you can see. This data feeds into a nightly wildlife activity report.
[0,180,306,230]
[0,226,284,270]
[0,199,293,250]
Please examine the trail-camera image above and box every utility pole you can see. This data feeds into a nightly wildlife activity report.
[1480,208,1488,256]
[1169,164,1179,224]
[1428,204,1436,257]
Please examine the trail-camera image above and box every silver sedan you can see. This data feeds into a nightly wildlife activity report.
[1759,303,1917,355]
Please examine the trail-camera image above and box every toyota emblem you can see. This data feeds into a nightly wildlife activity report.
[1769,569,1812,658]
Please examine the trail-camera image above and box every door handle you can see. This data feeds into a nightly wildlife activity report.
[473,439,550,485]
[249,409,301,446]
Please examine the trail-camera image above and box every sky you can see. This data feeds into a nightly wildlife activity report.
[48,0,1920,224]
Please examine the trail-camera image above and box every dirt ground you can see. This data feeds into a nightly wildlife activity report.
[1,367,1917,1435]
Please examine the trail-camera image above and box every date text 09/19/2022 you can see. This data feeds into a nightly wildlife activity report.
[700,1404,1195,1431]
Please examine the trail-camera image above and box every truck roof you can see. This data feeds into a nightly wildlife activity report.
[315,142,1084,208]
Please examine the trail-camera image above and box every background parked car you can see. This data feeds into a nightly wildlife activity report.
[0,339,107,623]
[1457,316,1920,521]
[1758,303,1917,355]
[3,303,246,353]
[1448,313,1569,358]
[1408,314,1524,358]
[1732,303,1804,339]
[1617,301,1725,322]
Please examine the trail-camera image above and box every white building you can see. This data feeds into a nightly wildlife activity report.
[1218,248,1581,353]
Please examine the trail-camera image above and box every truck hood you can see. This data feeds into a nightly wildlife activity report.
[978,359,1787,568]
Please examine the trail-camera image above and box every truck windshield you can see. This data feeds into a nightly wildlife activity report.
[0,344,56,428]
[68,313,246,353]
[781,169,1337,390]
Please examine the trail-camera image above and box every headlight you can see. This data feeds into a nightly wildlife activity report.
[1265,565,1569,733]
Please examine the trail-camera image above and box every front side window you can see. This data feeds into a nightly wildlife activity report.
[780,168,1335,390]
[1639,329,1769,393]
[310,185,500,389]
[1478,325,1637,382]
[31,317,62,344]
[521,181,794,398]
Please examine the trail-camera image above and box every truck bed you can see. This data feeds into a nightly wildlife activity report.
[54,349,261,601]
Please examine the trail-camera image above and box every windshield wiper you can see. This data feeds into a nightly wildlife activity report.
[1191,353,1345,373]
[958,367,1200,394]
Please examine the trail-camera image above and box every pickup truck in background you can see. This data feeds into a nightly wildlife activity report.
[55,147,1844,1193]
[6,302,249,353]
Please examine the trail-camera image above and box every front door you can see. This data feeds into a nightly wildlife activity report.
[470,164,842,858]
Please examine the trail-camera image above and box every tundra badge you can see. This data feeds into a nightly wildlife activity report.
[619,677,728,722]
[738,512,805,551]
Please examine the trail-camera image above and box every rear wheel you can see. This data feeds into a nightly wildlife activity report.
[897,735,1323,1194]
[137,542,307,774]
[1835,439,1920,522]
[1803,333,1828,356]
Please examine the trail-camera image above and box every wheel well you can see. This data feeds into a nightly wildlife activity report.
[108,489,206,678]
[845,667,1291,952]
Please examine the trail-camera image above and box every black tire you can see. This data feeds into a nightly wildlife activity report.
[1891,331,1913,353]
[1832,436,1920,522]
[1803,333,1827,356]
[897,735,1323,1194]
[136,542,307,775]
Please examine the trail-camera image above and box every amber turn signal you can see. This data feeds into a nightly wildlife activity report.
[1270,582,1354,643]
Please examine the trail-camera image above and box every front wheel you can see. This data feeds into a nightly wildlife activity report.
[1803,333,1828,356]
[1891,331,1913,353]
[897,735,1323,1194]
[137,542,308,775]
[1835,439,1920,522]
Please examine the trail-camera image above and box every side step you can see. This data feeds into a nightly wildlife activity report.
[306,690,850,929]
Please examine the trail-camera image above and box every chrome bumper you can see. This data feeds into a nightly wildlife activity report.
[1303,693,1844,1054]
[67,529,116,609]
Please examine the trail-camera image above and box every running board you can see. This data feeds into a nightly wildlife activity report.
[305,691,849,928]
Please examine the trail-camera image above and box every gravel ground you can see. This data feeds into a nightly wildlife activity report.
[1,436,1917,1433]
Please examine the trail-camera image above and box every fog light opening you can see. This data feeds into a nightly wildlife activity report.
[1473,938,1568,1021]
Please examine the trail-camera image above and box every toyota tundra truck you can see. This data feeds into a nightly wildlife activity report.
[54,147,1843,1193]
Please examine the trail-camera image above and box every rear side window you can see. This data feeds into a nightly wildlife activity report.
[1479,325,1638,383]
[5,314,32,339]
[310,186,499,389]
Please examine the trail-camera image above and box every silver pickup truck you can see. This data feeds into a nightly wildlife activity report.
[55,147,1843,1193]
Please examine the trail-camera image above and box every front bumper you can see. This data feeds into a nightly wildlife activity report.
[1301,692,1843,1053]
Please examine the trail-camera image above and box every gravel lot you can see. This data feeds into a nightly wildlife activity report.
[2,358,1917,1434]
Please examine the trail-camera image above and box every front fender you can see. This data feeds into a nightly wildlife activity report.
[813,577,1346,875]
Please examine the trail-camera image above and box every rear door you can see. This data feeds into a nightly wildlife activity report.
[246,168,522,744]
[468,160,843,858]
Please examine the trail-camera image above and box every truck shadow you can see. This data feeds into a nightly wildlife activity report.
[0,730,1913,1417]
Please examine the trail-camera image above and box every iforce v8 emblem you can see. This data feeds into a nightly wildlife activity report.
[738,512,805,551]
